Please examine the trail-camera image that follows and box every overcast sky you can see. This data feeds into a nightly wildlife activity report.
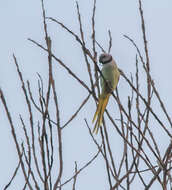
[0,0,172,189]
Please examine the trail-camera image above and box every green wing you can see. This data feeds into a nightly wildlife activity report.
[100,64,120,97]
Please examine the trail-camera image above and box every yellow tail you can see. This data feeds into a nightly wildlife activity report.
[92,94,110,134]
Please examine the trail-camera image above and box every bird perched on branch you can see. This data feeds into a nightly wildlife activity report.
[92,53,120,134]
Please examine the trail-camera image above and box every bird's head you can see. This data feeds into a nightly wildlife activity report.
[99,53,112,64]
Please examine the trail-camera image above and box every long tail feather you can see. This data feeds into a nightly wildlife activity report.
[92,97,104,123]
[92,94,110,134]
[98,95,110,127]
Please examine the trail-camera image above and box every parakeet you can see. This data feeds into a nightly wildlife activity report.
[92,53,120,133]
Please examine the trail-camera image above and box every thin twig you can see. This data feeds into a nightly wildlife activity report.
[58,150,100,188]
[3,155,22,190]
[72,162,78,190]
[108,30,112,53]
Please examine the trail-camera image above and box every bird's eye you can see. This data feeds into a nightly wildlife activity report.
[101,55,106,61]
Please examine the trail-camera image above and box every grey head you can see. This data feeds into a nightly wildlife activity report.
[99,53,112,64]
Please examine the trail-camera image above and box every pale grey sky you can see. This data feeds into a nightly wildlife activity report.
[0,0,172,189]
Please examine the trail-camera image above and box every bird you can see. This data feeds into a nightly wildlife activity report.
[92,53,120,134]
